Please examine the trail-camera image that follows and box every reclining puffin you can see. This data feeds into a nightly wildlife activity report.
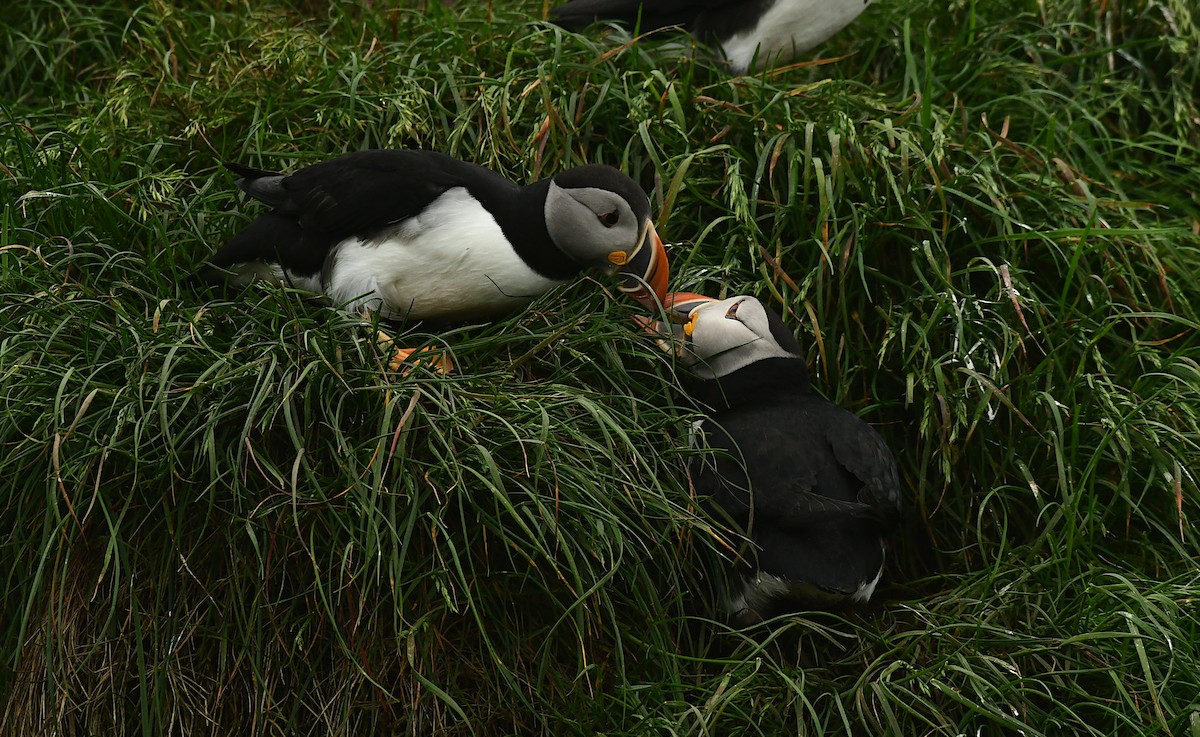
[200,149,670,369]
[549,0,873,74]
[653,293,900,622]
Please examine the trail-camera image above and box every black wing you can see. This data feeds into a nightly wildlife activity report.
[201,212,325,277]
[238,149,515,240]
[690,399,901,530]
[826,404,903,523]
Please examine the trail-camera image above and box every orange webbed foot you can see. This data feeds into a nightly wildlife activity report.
[375,330,452,375]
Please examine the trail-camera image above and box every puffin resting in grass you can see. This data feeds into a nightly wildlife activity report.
[651,293,900,622]
[200,149,670,371]
[549,0,873,74]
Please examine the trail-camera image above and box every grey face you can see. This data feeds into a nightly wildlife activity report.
[681,296,799,379]
[544,182,645,270]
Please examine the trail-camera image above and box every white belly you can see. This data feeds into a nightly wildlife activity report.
[721,0,872,73]
[313,188,566,320]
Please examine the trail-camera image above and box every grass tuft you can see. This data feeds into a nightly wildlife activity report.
[2,0,1198,734]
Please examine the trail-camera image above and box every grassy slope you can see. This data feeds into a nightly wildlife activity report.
[2,0,1198,734]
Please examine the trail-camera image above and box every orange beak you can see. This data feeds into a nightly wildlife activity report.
[635,291,718,355]
[661,291,717,318]
[616,221,670,306]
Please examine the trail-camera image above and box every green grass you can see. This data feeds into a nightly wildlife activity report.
[2,0,1199,734]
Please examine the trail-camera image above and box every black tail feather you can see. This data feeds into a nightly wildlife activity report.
[224,161,291,207]
[223,161,282,179]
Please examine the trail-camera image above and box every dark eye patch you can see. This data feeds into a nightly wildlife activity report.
[598,210,620,227]
[725,299,745,320]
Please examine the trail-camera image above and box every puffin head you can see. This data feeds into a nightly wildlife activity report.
[544,164,669,305]
[651,293,802,380]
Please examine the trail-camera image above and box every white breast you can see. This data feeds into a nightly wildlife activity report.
[720,0,872,73]
[313,188,566,320]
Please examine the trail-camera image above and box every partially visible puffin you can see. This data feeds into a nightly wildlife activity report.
[652,293,901,622]
[201,149,670,324]
[549,0,873,74]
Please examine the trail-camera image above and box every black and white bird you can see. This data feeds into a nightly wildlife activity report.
[653,293,900,622]
[549,0,873,74]
[201,149,670,323]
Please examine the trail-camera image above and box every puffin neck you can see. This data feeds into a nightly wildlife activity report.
[685,357,811,411]
[485,178,582,281]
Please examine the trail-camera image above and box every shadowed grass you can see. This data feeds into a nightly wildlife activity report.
[2,0,1199,734]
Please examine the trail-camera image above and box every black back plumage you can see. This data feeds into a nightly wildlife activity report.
[207,149,580,282]
[683,313,901,612]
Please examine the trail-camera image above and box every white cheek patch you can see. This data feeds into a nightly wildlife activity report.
[685,309,796,379]
[545,184,638,266]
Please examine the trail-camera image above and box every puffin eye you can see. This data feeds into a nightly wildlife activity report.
[725,300,745,320]
[598,210,620,227]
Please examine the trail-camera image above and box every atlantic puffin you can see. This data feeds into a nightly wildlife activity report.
[651,293,901,622]
[201,149,670,330]
[549,0,873,74]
